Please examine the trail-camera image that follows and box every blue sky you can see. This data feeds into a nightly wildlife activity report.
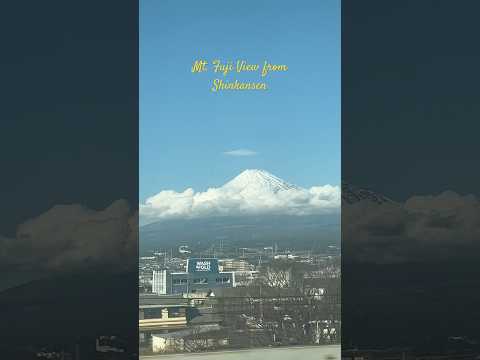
[140,0,340,201]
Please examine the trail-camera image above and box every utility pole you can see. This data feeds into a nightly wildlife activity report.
[259,284,264,320]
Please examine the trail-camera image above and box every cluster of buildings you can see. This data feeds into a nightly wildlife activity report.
[139,244,340,294]
[138,245,341,355]
[151,258,235,295]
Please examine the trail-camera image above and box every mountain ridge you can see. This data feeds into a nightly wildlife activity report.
[140,213,340,254]
[341,181,394,205]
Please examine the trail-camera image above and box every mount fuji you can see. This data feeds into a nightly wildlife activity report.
[140,169,340,223]
[341,182,393,205]
[223,169,299,193]
[140,169,340,254]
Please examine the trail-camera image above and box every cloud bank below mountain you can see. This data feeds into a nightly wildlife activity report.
[343,188,480,263]
[0,200,137,275]
[140,170,341,223]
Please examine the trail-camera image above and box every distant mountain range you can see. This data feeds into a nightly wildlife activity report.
[140,213,340,255]
[140,169,342,254]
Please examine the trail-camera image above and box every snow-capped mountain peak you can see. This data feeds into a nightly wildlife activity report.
[223,169,299,193]
[342,182,393,205]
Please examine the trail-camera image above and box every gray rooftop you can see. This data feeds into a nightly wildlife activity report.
[139,294,191,307]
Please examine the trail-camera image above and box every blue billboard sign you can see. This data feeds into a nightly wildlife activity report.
[187,258,219,274]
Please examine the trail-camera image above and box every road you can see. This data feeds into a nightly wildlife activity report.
[141,345,340,360]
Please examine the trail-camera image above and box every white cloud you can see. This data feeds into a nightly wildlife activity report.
[343,191,480,263]
[140,183,340,223]
[223,149,258,156]
[0,200,137,273]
